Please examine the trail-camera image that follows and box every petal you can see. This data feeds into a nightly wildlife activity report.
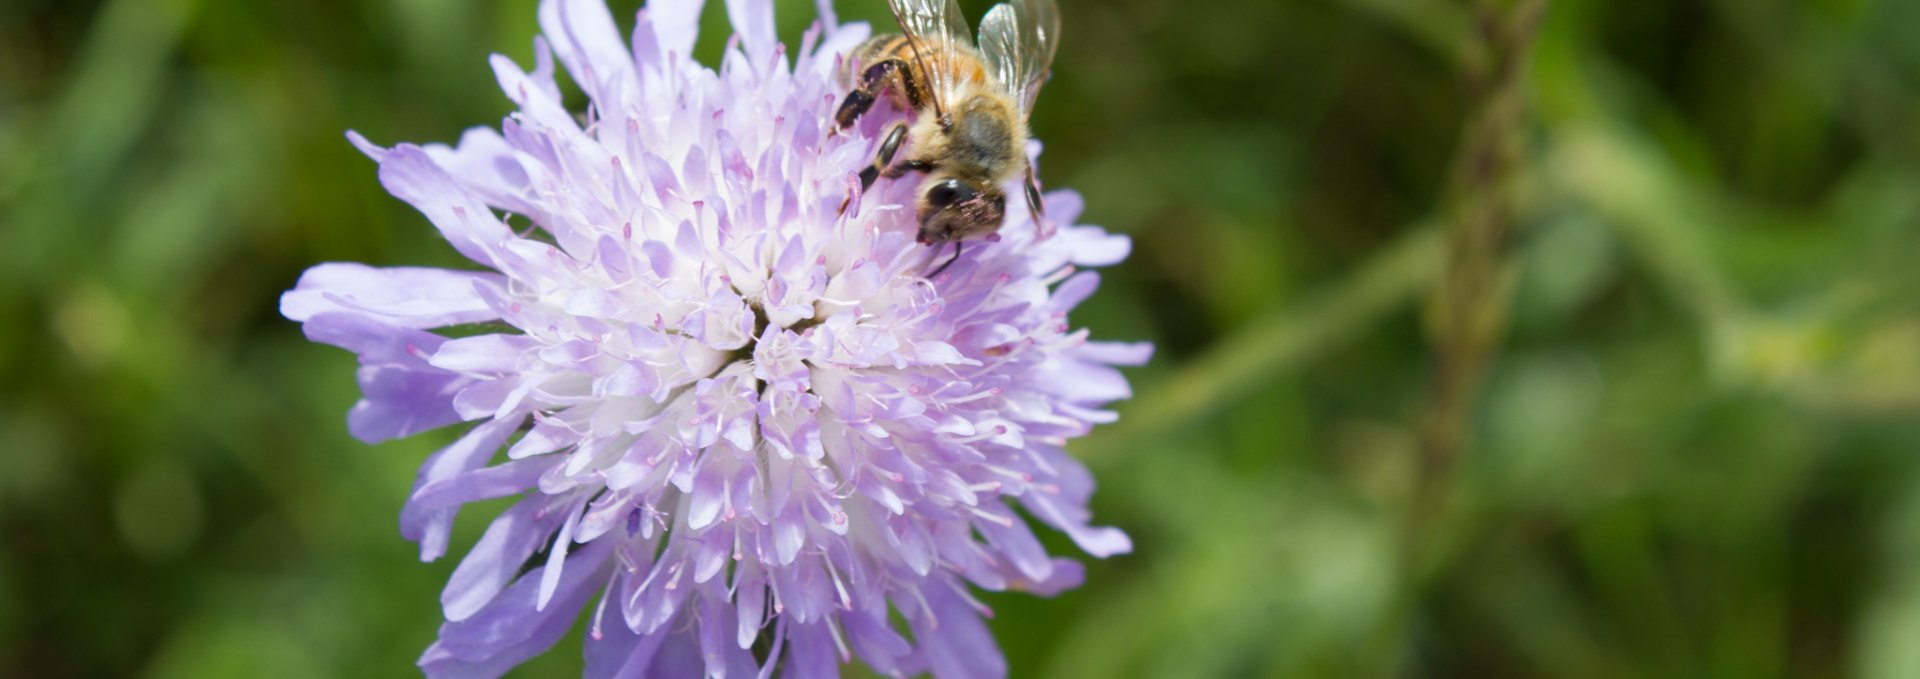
[409,458,554,515]
[1048,271,1101,314]
[1039,189,1084,226]
[1024,492,1132,558]
[538,496,587,610]
[378,145,518,270]
[1066,228,1131,267]
[974,511,1054,583]
[346,129,388,161]
[422,126,541,217]
[491,53,580,137]
[772,506,806,565]
[641,627,707,678]
[685,461,727,530]
[1032,358,1132,404]
[1017,558,1086,597]
[422,540,613,676]
[540,0,639,102]
[583,597,639,677]
[401,416,527,560]
[807,17,869,81]
[348,366,468,444]
[450,375,531,421]
[1077,340,1154,366]
[768,554,830,624]
[733,565,767,648]
[909,583,1007,679]
[782,621,841,679]
[843,610,911,675]
[810,0,837,33]
[698,588,758,677]
[281,263,502,328]
[443,494,566,621]
[623,542,694,634]
[584,576,673,679]
[635,0,703,70]
[429,333,537,375]
[300,312,444,369]
[724,0,777,65]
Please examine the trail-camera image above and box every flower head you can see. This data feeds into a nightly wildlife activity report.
[281,0,1147,676]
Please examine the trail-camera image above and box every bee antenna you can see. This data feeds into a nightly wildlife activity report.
[927,241,963,278]
[1025,170,1053,239]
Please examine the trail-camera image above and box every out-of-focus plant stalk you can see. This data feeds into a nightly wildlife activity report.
[1408,0,1546,562]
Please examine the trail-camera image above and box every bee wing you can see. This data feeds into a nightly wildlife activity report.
[887,0,974,118]
[978,0,1061,118]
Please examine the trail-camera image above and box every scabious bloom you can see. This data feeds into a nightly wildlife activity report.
[282,0,1146,676]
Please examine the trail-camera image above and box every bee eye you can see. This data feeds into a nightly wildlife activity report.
[926,180,973,209]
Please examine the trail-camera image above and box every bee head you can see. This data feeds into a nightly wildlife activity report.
[916,177,1006,244]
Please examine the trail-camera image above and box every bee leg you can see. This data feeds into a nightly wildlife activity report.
[883,159,932,180]
[927,241,963,278]
[841,123,911,215]
[834,89,877,133]
[863,123,911,191]
[834,59,925,130]
[1024,168,1052,237]
[1023,169,1046,219]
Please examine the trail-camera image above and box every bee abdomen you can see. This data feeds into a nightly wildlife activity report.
[841,35,910,82]
[839,34,934,113]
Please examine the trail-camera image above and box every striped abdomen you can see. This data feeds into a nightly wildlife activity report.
[840,34,990,114]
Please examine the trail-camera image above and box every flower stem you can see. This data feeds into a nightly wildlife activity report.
[1406,0,1547,571]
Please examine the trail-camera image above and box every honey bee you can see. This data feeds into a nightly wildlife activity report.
[834,0,1062,275]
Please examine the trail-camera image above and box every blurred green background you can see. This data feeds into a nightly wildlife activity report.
[6,0,1920,676]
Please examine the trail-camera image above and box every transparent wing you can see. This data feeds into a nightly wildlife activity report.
[887,0,973,118]
[978,0,1061,118]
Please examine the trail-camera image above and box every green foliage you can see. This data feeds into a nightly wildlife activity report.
[4,0,1919,676]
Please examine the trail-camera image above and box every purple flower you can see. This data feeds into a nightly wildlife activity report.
[281,0,1147,676]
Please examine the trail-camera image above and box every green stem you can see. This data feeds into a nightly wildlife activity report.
[1356,1,1548,673]
[1405,0,1546,569]
[1546,125,1748,374]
